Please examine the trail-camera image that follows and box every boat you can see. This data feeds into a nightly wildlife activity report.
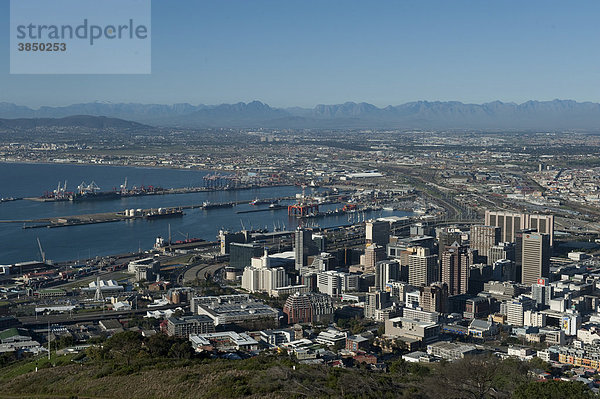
[70,181,121,202]
[202,201,234,209]
[71,191,121,202]
[145,208,184,219]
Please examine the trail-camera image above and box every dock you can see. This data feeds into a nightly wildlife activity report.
[10,197,297,229]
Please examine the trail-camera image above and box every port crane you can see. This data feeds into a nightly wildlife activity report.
[53,180,68,199]
[120,177,128,194]
[77,181,101,195]
[37,237,46,263]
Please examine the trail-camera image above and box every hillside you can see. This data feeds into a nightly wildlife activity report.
[2,99,600,129]
[0,115,150,130]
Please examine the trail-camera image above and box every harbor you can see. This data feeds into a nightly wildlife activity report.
[0,163,414,264]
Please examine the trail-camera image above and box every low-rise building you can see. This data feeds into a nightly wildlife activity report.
[427,341,477,360]
[316,329,347,346]
[189,331,258,352]
[385,317,440,345]
[167,315,215,338]
[346,335,370,352]
[195,295,279,328]
[468,319,498,338]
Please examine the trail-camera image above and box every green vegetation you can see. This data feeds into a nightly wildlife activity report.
[0,336,597,399]
[514,380,596,399]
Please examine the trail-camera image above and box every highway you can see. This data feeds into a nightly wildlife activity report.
[19,303,183,327]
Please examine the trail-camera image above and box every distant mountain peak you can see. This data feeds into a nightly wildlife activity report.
[1,99,600,129]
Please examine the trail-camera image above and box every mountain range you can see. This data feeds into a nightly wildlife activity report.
[0,115,148,130]
[1,99,600,129]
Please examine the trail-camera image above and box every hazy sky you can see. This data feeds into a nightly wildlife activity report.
[1,0,600,107]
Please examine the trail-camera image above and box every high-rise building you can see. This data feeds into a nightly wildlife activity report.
[531,277,552,309]
[219,230,247,255]
[521,232,550,285]
[375,260,400,290]
[485,210,554,246]
[488,242,516,266]
[229,242,263,270]
[441,243,470,296]
[363,244,386,272]
[506,296,536,326]
[408,247,438,287]
[283,292,334,325]
[366,219,390,246]
[420,282,448,313]
[437,227,464,250]
[514,229,536,283]
[493,259,516,282]
[316,270,359,296]
[470,225,500,264]
[294,227,319,271]
[364,290,392,320]
[241,266,288,295]
[312,234,327,252]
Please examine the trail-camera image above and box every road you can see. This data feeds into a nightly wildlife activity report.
[182,263,224,283]
[19,304,183,327]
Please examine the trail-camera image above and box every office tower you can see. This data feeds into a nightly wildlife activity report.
[316,270,359,296]
[375,260,400,290]
[470,225,500,264]
[506,296,536,326]
[364,244,386,272]
[528,214,554,245]
[468,263,494,295]
[485,210,554,246]
[494,259,516,282]
[441,243,470,296]
[294,227,318,271]
[521,232,550,285]
[219,230,247,255]
[420,282,448,313]
[437,227,463,249]
[408,247,438,287]
[410,222,433,237]
[229,242,263,270]
[312,234,327,252]
[366,219,390,246]
[488,242,516,266]
[365,291,391,320]
[241,266,288,294]
[531,278,552,309]
[514,229,535,283]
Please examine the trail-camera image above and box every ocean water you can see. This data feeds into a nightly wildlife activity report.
[0,163,410,264]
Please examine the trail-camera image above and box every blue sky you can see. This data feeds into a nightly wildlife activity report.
[1,0,600,108]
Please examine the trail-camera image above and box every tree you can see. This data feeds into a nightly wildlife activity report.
[103,331,144,366]
[426,354,502,399]
[146,333,172,357]
[514,380,596,399]
[168,340,194,359]
[528,356,552,374]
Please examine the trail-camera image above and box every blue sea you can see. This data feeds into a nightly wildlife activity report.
[0,163,410,264]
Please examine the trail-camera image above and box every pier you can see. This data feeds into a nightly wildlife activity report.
[8,196,298,229]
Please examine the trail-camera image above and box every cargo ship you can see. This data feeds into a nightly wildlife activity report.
[202,201,235,209]
[32,179,166,203]
[70,191,121,202]
[145,208,184,219]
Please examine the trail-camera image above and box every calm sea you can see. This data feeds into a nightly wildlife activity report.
[0,163,410,264]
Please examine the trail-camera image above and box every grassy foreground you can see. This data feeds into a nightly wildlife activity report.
[0,354,414,399]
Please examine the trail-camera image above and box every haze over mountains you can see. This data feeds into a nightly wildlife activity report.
[1,99,600,129]
[0,115,148,130]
